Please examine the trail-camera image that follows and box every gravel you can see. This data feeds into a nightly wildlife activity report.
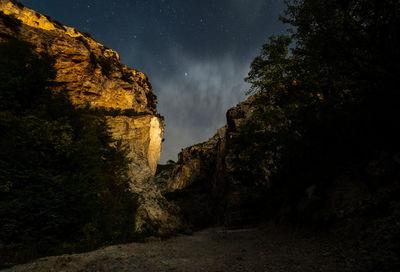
[0,225,379,272]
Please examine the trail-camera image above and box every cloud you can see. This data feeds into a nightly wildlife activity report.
[153,48,250,162]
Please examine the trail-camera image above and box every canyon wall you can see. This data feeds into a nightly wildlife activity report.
[164,93,269,227]
[166,90,400,232]
[0,0,182,235]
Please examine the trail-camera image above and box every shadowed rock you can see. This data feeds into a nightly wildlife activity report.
[0,0,182,235]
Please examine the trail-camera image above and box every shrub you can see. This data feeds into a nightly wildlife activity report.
[0,12,22,33]
[0,40,138,267]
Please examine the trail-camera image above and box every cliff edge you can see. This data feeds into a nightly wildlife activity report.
[0,0,182,235]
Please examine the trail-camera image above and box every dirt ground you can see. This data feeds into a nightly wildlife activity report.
[0,225,376,272]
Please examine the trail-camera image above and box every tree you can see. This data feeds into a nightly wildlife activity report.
[247,0,400,161]
[243,0,400,222]
[0,40,137,266]
[246,35,295,96]
[0,39,55,113]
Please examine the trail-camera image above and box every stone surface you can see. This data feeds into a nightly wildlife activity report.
[154,163,176,194]
[0,0,156,113]
[107,115,163,182]
[166,93,269,191]
[1,226,373,272]
[106,115,183,236]
[166,131,222,192]
[164,93,269,227]
[166,88,400,235]
[0,0,182,235]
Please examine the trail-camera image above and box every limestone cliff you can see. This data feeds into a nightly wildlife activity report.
[167,129,224,191]
[166,89,400,234]
[164,94,268,227]
[0,0,182,235]
[0,0,156,112]
[166,93,268,191]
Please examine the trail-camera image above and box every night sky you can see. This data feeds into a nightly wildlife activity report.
[18,0,287,163]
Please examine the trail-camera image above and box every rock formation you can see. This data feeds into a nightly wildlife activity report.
[164,93,270,227]
[166,89,400,235]
[0,0,182,235]
[167,130,223,192]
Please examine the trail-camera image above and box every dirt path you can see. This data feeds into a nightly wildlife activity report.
[3,225,361,272]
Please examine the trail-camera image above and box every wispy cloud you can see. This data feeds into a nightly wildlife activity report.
[153,48,250,162]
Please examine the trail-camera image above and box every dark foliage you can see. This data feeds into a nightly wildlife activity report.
[42,15,67,31]
[98,56,115,78]
[0,12,22,34]
[165,177,216,229]
[10,0,24,10]
[81,31,92,38]
[76,36,91,51]
[245,0,400,218]
[51,19,67,31]
[90,106,151,117]
[121,69,135,84]
[240,1,400,268]
[0,40,138,267]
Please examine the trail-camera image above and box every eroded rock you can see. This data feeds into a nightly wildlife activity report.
[164,94,269,227]
[0,0,182,235]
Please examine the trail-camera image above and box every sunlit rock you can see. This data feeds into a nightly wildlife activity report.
[0,0,182,235]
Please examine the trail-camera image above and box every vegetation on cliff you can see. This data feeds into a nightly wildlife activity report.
[231,0,400,268]
[162,1,399,269]
[243,0,400,217]
[0,40,138,267]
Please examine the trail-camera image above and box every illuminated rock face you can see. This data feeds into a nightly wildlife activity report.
[0,0,160,178]
[106,115,163,182]
[0,0,156,112]
[0,0,182,235]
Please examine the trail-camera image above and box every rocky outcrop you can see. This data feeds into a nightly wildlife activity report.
[106,115,183,235]
[160,130,226,228]
[107,116,163,181]
[167,89,400,235]
[0,0,156,113]
[163,93,269,227]
[0,0,182,235]
[167,129,224,191]
[166,93,270,190]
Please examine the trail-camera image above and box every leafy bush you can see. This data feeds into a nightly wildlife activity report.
[0,40,138,267]
[242,0,400,222]
[0,12,22,34]
[89,106,151,117]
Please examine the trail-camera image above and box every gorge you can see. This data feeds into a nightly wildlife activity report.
[0,0,182,239]
[1,0,400,271]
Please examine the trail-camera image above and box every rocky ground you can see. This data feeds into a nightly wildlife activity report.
[2,224,379,272]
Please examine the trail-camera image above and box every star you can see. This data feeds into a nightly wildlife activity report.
[17,0,287,164]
